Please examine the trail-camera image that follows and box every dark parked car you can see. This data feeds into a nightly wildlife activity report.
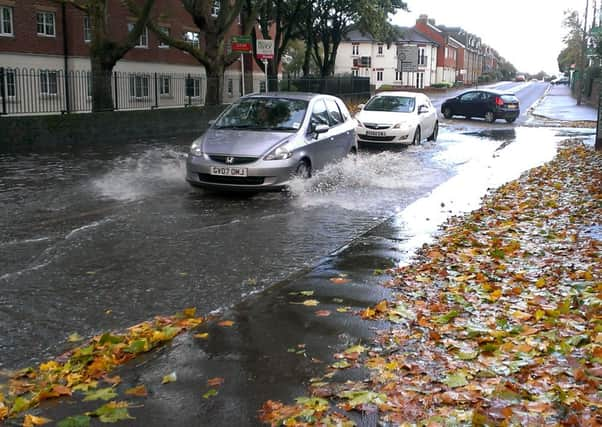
[441,90,520,123]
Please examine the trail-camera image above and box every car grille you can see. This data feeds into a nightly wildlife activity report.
[358,134,396,142]
[363,123,392,130]
[198,174,265,185]
[208,155,258,165]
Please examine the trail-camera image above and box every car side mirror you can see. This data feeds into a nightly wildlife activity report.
[313,124,330,136]
[418,106,429,114]
[208,119,216,126]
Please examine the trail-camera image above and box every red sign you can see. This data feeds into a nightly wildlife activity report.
[231,36,252,53]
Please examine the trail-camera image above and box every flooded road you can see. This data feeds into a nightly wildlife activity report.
[0,124,593,371]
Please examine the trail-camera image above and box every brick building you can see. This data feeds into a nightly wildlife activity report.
[0,0,263,113]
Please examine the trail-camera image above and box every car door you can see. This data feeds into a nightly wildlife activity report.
[305,98,335,170]
[417,95,436,137]
[457,91,479,117]
[473,91,491,118]
[324,97,352,159]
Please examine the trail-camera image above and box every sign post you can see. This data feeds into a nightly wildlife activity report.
[231,36,253,96]
[397,45,418,87]
[256,39,274,93]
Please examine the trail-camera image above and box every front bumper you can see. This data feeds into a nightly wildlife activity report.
[355,126,414,144]
[186,153,298,191]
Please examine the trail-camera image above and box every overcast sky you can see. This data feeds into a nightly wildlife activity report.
[392,0,587,75]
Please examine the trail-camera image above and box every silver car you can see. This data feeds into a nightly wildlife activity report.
[186,92,357,191]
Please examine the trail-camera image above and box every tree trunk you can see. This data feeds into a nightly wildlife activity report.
[267,61,278,91]
[205,66,223,106]
[91,56,116,112]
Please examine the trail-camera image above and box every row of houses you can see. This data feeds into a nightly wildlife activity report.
[335,15,501,89]
[0,1,505,114]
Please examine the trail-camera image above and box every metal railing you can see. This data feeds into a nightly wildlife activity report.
[0,67,371,116]
[0,68,206,115]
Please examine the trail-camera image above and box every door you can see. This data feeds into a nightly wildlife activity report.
[305,99,336,170]
[457,91,480,117]
[324,98,352,159]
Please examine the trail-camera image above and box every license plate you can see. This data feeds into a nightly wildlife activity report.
[366,130,386,137]
[507,104,517,109]
[210,166,248,177]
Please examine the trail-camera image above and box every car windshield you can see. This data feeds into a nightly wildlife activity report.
[214,97,308,131]
[364,96,415,113]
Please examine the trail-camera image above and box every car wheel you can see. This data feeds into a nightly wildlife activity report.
[295,160,312,179]
[506,117,516,123]
[442,107,453,119]
[427,121,438,142]
[485,111,496,123]
[412,127,421,145]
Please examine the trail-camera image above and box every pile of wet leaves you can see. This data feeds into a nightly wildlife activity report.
[259,142,601,426]
[0,309,203,425]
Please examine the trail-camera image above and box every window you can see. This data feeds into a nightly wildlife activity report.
[351,68,358,77]
[40,70,58,95]
[325,98,343,125]
[2,69,16,98]
[211,0,220,17]
[377,43,383,56]
[1,6,13,36]
[310,99,329,130]
[416,72,424,89]
[127,22,148,47]
[158,26,170,48]
[352,43,359,56]
[183,31,199,49]
[83,16,91,42]
[376,70,383,81]
[227,78,233,97]
[86,72,92,97]
[186,77,201,97]
[418,47,426,65]
[395,71,401,81]
[129,75,149,98]
[159,75,171,96]
[37,12,55,37]
[259,80,266,93]
[445,47,448,58]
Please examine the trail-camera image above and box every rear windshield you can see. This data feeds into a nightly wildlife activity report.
[215,97,308,131]
[501,95,518,103]
[364,96,415,113]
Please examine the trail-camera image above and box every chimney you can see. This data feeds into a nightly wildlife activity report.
[428,18,436,25]
[417,14,428,23]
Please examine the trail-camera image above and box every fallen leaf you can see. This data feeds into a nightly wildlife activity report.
[162,372,177,384]
[330,277,351,285]
[302,300,319,307]
[194,332,209,339]
[23,414,52,426]
[203,389,218,399]
[442,372,469,388]
[57,415,91,427]
[207,377,224,387]
[82,387,117,402]
[218,320,234,327]
[125,385,148,397]
[315,310,331,317]
[68,333,84,343]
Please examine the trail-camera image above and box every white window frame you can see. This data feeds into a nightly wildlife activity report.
[159,75,171,96]
[418,47,426,65]
[0,6,13,36]
[395,71,401,81]
[129,74,150,98]
[186,77,201,98]
[37,11,56,37]
[128,22,148,48]
[83,15,91,43]
[158,26,170,48]
[352,43,359,56]
[183,31,200,49]
[40,70,58,95]
[376,70,383,82]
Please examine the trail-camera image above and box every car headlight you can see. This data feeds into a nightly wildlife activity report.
[393,122,410,129]
[265,145,293,160]
[190,137,204,157]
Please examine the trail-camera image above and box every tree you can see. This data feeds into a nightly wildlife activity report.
[558,10,583,73]
[134,0,257,105]
[251,0,306,91]
[59,0,156,112]
[306,0,408,77]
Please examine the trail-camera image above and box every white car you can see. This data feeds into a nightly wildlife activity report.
[355,91,438,145]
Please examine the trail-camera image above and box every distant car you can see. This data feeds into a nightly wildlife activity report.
[354,92,438,145]
[552,76,569,85]
[441,89,520,123]
[515,75,526,82]
[186,92,357,191]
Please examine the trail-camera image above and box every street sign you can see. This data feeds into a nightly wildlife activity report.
[397,45,418,72]
[256,39,274,60]
[231,35,252,53]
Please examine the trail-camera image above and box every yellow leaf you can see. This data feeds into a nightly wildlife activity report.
[218,320,235,327]
[68,333,83,343]
[23,414,52,426]
[535,277,546,288]
[162,372,177,384]
[489,289,502,302]
[512,311,532,321]
[183,307,197,318]
[125,385,148,397]
[39,361,59,372]
[194,333,209,339]
[302,300,319,307]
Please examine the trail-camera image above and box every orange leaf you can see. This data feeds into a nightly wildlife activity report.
[526,401,552,413]
[315,310,331,317]
[23,414,52,427]
[207,377,224,387]
[330,277,351,285]
[125,385,148,397]
[218,320,234,327]
[103,375,122,385]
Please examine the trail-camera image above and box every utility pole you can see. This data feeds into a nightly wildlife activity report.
[577,0,590,105]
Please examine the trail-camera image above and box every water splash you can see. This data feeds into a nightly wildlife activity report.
[92,148,188,201]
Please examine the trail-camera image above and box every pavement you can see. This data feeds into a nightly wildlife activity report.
[530,84,598,122]
[1,85,599,427]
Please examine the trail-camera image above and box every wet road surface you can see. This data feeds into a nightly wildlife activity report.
[0,82,591,372]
